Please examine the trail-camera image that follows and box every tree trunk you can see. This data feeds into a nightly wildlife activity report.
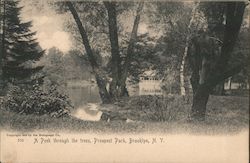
[120,85,129,97]
[66,2,111,103]
[95,71,112,103]
[215,2,245,70]
[119,2,143,96]
[180,2,199,96]
[190,84,211,121]
[180,47,187,95]
[189,2,245,121]
[213,82,225,95]
[188,40,201,95]
[190,68,199,95]
[228,77,232,90]
[104,2,121,99]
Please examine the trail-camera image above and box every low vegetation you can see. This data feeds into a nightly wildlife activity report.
[100,95,190,122]
[0,94,248,134]
[1,84,72,118]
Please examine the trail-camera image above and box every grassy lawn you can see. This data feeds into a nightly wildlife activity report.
[0,95,249,134]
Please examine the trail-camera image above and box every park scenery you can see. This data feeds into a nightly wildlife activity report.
[0,0,249,134]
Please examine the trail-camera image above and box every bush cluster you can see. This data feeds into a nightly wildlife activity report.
[127,95,190,122]
[2,84,72,117]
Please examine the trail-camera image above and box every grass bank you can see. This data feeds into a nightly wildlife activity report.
[0,95,249,134]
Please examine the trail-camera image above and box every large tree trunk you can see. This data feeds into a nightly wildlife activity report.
[188,35,201,95]
[190,2,245,121]
[190,70,199,94]
[119,2,143,96]
[66,2,111,103]
[191,84,211,121]
[95,72,111,103]
[191,53,211,121]
[104,2,121,99]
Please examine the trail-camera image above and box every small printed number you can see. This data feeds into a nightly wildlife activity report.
[18,139,24,142]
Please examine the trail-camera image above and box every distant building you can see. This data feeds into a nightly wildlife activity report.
[139,70,162,95]
[224,78,249,90]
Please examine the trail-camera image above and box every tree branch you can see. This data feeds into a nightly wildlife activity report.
[120,2,144,85]
[66,2,99,69]
[209,64,243,87]
[216,2,246,69]
[219,65,243,82]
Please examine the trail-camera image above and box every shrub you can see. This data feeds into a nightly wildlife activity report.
[2,84,73,117]
[127,95,190,122]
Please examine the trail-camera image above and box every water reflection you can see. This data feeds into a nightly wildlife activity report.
[67,85,101,105]
[72,103,103,121]
[66,84,140,121]
[67,85,102,121]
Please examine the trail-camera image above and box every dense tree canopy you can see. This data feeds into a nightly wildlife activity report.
[0,0,44,85]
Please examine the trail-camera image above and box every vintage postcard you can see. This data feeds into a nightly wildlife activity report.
[0,0,249,162]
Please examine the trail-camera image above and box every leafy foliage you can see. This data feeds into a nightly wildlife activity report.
[229,26,250,87]
[40,47,94,90]
[1,0,44,83]
[2,84,72,117]
[40,47,66,89]
[133,95,189,121]
[113,95,190,122]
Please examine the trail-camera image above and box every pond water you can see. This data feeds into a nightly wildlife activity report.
[66,84,140,121]
[67,85,102,121]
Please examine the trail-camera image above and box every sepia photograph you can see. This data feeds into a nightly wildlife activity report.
[0,0,249,162]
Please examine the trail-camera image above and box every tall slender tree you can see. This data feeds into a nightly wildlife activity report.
[180,2,199,96]
[0,0,44,89]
